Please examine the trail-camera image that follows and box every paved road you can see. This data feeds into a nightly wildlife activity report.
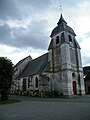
[0,95,90,120]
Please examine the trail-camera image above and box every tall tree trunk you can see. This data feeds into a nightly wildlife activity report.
[1,90,9,101]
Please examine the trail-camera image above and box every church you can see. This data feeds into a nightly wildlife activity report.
[12,13,85,97]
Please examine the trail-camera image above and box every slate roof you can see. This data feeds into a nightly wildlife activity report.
[18,53,48,78]
[50,14,76,37]
[15,55,32,67]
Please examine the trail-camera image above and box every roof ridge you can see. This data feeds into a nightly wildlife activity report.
[15,55,32,66]
[32,52,48,61]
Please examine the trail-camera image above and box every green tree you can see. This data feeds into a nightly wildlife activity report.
[83,66,90,76]
[0,57,14,101]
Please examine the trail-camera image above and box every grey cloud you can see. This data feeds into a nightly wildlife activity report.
[0,0,52,21]
[0,20,50,50]
[13,19,50,49]
[18,0,52,19]
[82,56,90,66]
[50,0,84,11]
[0,0,22,20]
[0,0,85,22]
[84,32,90,38]
[0,0,51,50]
[0,23,12,44]
[19,0,52,9]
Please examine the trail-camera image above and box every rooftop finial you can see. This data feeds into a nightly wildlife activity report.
[60,5,62,14]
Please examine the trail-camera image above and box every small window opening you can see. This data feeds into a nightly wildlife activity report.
[56,36,59,44]
[69,35,72,43]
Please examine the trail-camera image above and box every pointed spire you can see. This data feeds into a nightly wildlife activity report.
[57,14,67,25]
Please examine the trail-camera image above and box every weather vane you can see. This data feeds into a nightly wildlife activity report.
[60,5,62,14]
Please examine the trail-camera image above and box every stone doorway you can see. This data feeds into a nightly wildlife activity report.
[73,81,77,95]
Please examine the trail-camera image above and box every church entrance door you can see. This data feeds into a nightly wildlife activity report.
[73,81,77,95]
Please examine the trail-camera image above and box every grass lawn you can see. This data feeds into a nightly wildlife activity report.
[0,99,21,105]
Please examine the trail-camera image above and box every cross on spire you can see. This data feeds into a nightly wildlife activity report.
[60,5,62,14]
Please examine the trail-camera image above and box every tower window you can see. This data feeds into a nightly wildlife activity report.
[69,35,72,43]
[56,36,59,44]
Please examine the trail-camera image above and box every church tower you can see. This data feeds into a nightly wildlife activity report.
[48,14,85,96]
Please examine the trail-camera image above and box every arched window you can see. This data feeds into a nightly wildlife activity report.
[35,77,38,88]
[56,36,59,44]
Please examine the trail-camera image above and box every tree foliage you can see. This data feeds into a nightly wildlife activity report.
[0,57,14,100]
[83,66,90,76]
[83,66,90,81]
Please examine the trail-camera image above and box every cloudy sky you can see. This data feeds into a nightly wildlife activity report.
[0,0,90,66]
